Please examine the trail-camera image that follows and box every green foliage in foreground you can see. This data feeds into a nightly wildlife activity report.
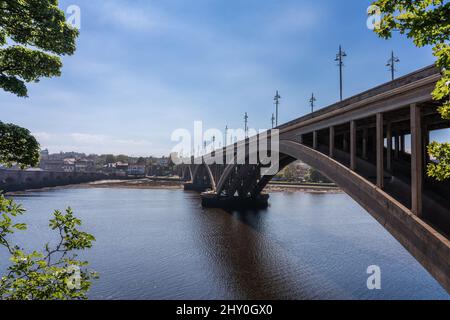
[0,0,79,97]
[0,194,97,300]
[0,121,40,168]
[371,0,450,181]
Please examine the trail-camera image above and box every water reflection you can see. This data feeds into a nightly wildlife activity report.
[1,188,448,300]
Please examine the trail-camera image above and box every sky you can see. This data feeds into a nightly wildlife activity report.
[0,0,442,157]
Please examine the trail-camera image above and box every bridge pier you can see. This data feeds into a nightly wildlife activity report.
[183,183,209,192]
[201,192,269,209]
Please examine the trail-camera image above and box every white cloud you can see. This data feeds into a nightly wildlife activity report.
[33,132,156,156]
[265,4,323,34]
[95,2,168,32]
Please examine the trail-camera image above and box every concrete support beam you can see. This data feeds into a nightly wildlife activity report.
[410,104,423,217]
[313,131,318,150]
[329,126,335,158]
[386,123,392,171]
[362,128,368,160]
[350,121,357,171]
[376,113,384,189]
[299,134,303,144]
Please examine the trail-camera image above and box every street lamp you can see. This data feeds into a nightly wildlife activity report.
[335,45,347,101]
[274,90,281,126]
[309,93,316,113]
[386,50,400,81]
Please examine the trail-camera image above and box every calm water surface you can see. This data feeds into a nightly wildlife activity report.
[1,188,448,300]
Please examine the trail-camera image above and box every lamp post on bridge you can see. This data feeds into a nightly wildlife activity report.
[309,93,316,113]
[335,45,347,101]
[274,90,281,126]
[386,50,400,81]
[224,125,228,146]
[244,112,249,139]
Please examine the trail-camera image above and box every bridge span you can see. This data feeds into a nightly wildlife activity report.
[178,65,450,293]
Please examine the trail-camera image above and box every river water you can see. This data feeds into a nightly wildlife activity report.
[1,188,448,300]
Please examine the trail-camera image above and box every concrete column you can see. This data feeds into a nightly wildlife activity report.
[329,126,335,158]
[410,104,423,217]
[386,123,392,171]
[350,121,357,171]
[362,128,368,160]
[394,131,400,160]
[313,131,318,150]
[376,113,384,189]
[299,134,303,144]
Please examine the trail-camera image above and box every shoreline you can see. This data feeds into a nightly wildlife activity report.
[7,178,342,195]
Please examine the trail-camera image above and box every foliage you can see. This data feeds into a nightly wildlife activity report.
[116,154,129,163]
[0,0,79,97]
[0,194,97,300]
[371,0,450,180]
[0,121,40,168]
[137,157,146,165]
[104,154,116,164]
[427,141,450,180]
[306,168,331,184]
[282,164,297,182]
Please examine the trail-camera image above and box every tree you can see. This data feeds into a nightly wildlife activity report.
[0,0,79,97]
[282,164,297,181]
[0,1,96,300]
[370,0,450,181]
[0,121,40,168]
[137,157,146,165]
[306,169,331,184]
[0,195,97,300]
[116,154,129,163]
[104,154,116,164]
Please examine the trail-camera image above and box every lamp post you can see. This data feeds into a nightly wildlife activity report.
[309,93,316,113]
[225,125,228,146]
[335,45,347,101]
[244,112,249,138]
[386,50,400,81]
[274,90,281,126]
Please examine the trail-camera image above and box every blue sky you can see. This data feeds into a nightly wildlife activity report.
[0,0,440,156]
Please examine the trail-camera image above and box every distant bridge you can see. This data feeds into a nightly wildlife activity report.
[178,65,450,293]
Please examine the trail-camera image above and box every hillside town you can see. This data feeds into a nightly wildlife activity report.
[0,149,176,178]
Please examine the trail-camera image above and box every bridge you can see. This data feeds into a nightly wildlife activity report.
[177,65,450,293]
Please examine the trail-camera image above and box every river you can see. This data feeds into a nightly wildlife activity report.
[1,188,448,300]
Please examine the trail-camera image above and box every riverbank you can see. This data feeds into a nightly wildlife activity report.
[265,183,341,194]
[7,178,342,195]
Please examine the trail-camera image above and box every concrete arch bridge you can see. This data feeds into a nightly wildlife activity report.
[177,65,450,293]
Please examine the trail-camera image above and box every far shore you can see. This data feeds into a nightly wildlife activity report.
[7,178,341,195]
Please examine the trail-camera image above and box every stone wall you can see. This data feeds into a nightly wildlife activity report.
[0,169,107,192]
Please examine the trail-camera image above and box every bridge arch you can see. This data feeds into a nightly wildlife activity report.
[213,139,450,291]
[191,164,216,191]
